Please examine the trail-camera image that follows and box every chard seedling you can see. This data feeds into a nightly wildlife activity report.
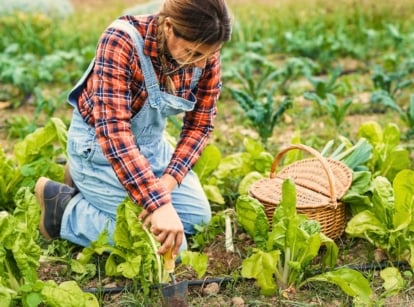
[236,180,372,304]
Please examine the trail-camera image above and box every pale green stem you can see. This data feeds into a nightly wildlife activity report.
[143,226,162,284]
[282,247,291,287]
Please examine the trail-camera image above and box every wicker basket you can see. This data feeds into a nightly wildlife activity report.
[249,144,353,239]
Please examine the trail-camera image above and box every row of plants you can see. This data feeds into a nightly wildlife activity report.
[1,2,414,137]
[0,116,412,305]
[226,47,414,146]
[1,0,414,305]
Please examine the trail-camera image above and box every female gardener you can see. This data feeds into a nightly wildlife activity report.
[35,0,232,258]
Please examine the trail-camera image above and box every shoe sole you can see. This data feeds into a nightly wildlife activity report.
[35,177,53,241]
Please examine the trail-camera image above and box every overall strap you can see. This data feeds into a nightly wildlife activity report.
[108,19,160,93]
[191,68,202,89]
[67,19,159,106]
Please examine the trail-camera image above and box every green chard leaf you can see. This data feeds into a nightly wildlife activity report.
[393,169,414,231]
[235,195,269,249]
[181,251,209,278]
[241,249,280,296]
[41,280,99,307]
[371,176,394,227]
[193,144,221,183]
[302,268,372,305]
[380,267,405,298]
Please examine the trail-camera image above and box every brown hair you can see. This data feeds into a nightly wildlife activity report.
[157,0,232,91]
[159,0,232,45]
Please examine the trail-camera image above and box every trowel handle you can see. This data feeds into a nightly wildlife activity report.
[164,246,175,273]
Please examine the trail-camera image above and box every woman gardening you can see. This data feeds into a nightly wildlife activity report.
[35,0,232,259]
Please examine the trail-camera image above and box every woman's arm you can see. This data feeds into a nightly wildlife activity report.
[92,25,172,213]
[164,51,222,183]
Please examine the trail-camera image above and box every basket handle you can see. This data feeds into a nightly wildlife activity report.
[269,144,337,206]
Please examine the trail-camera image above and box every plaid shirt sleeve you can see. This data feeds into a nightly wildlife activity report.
[91,25,171,213]
[164,51,222,183]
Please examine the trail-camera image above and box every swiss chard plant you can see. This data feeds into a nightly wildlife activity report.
[320,137,373,171]
[192,144,225,206]
[235,179,372,304]
[0,117,67,211]
[357,121,411,181]
[77,197,165,295]
[0,188,98,306]
[346,169,414,268]
[0,188,42,304]
[370,61,414,106]
[227,61,293,144]
[370,61,414,137]
[229,86,293,145]
[193,137,274,207]
[304,66,344,99]
[304,92,353,128]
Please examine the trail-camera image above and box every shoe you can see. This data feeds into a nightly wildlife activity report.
[35,177,77,240]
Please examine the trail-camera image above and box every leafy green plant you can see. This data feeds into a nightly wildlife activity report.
[193,144,225,206]
[231,87,292,144]
[181,251,208,279]
[213,138,273,205]
[0,43,89,106]
[321,137,373,171]
[0,117,67,211]
[0,188,41,302]
[404,94,414,138]
[77,197,164,295]
[357,121,411,181]
[385,23,404,50]
[370,62,414,134]
[370,61,414,127]
[379,267,405,300]
[0,188,98,306]
[276,57,319,95]
[5,115,37,139]
[304,92,353,128]
[371,63,414,100]
[228,61,293,144]
[193,138,274,207]
[283,25,360,66]
[283,25,334,64]
[346,169,414,268]
[228,54,283,98]
[236,180,372,304]
[190,212,226,250]
[304,66,344,99]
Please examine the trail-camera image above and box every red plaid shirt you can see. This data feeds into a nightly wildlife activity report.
[76,15,222,212]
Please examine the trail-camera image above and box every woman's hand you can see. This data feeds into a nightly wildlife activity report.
[139,174,182,256]
[140,203,184,256]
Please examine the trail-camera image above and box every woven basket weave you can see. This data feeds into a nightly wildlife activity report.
[249,144,353,239]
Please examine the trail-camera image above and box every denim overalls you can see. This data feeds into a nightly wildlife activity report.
[62,19,211,249]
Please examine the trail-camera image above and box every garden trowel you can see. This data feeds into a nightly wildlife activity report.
[161,246,188,307]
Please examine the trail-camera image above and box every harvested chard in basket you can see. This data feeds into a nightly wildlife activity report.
[321,138,373,171]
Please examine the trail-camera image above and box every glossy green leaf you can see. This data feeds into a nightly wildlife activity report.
[181,251,208,278]
[303,268,372,304]
[380,267,405,298]
[241,249,280,296]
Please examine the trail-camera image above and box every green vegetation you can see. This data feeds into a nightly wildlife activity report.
[1,0,414,305]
